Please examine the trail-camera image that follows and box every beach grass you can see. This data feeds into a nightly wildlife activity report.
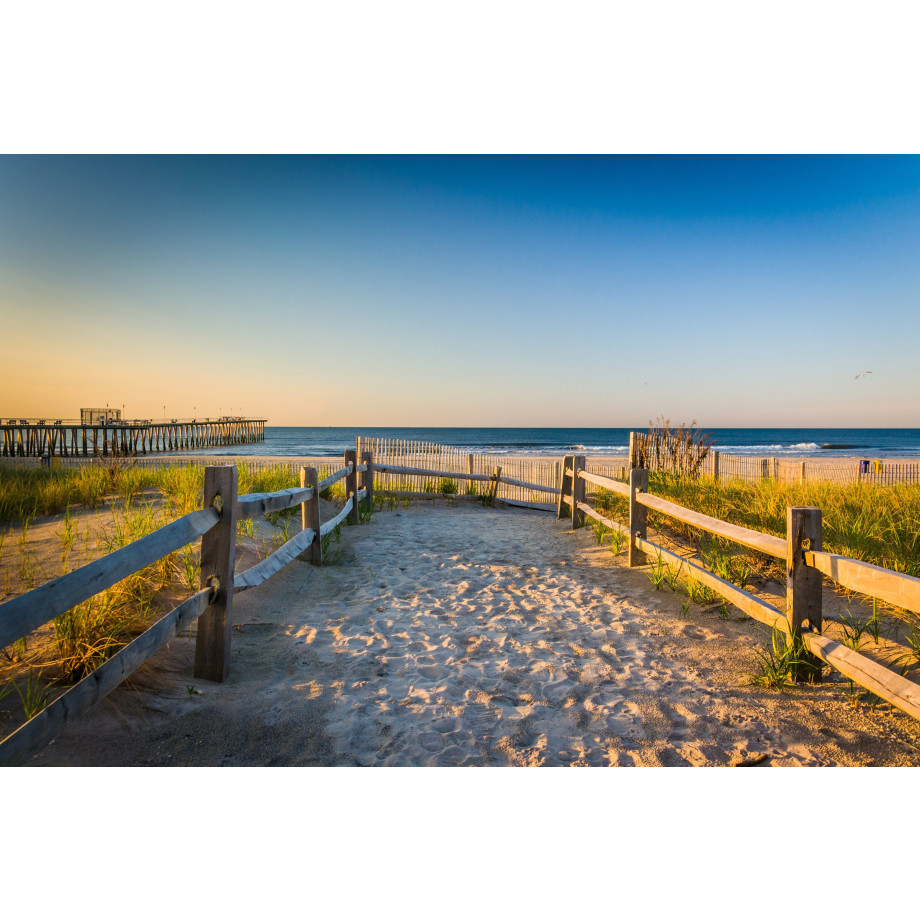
[594,473,920,581]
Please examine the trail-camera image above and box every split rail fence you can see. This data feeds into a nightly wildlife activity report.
[0,451,373,766]
[3,436,920,765]
[558,452,920,722]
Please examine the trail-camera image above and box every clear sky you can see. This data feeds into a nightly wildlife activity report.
[2,154,918,428]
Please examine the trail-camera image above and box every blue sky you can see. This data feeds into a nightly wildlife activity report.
[2,155,918,426]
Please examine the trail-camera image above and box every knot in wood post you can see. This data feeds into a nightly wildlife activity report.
[194,465,238,683]
[571,455,587,530]
[786,505,823,682]
[557,454,574,520]
[628,467,649,568]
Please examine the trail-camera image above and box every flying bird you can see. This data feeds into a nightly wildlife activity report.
[854,371,873,379]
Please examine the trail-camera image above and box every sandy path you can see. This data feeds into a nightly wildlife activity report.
[29,503,920,766]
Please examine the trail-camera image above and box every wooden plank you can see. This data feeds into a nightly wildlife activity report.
[557,455,574,520]
[344,449,358,525]
[578,469,630,498]
[787,506,822,634]
[318,465,352,491]
[361,450,374,507]
[578,502,630,535]
[372,463,493,482]
[194,466,238,683]
[498,498,556,512]
[234,527,317,591]
[489,466,502,505]
[634,535,788,632]
[786,506,823,681]
[0,587,214,767]
[300,467,321,565]
[636,491,787,559]
[628,468,649,567]
[319,496,354,537]
[803,551,920,616]
[0,506,220,650]
[572,456,586,530]
[236,486,315,518]
[495,475,560,494]
[802,631,920,722]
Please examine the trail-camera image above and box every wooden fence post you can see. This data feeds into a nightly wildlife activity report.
[300,466,322,564]
[628,432,637,470]
[194,465,238,682]
[557,454,574,519]
[572,455,586,530]
[344,448,358,524]
[489,466,502,505]
[361,449,374,509]
[712,450,720,482]
[800,461,807,484]
[628,467,649,567]
[786,505,823,682]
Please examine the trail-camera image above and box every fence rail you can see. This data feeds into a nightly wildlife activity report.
[558,453,920,723]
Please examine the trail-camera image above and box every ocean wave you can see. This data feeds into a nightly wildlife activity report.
[715,443,820,452]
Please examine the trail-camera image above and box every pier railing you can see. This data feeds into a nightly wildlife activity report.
[3,441,920,764]
[0,418,267,458]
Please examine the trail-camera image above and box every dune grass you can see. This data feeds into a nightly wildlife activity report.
[594,474,920,581]
[0,460,318,730]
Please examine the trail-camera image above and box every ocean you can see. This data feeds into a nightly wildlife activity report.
[196,427,920,459]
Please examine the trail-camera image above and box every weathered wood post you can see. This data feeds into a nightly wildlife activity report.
[194,465,238,682]
[628,432,637,470]
[786,506,823,682]
[300,466,322,564]
[800,461,807,484]
[572,455,586,530]
[361,449,374,511]
[344,448,358,524]
[489,466,502,505]
[628,467,649,567]
[557,454,574,519]
[712,450,720,482]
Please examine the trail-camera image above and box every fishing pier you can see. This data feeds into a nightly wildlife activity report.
[0,417,266,458]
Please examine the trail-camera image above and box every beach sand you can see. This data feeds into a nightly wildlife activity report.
[21,501,920,767]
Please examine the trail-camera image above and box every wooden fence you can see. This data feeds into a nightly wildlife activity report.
[3,439,920,764]
[558,453,920,721]
[0,455,369,766]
